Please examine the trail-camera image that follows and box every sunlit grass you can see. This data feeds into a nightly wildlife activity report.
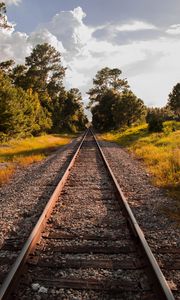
[0,134,73,185]
[13,154,46,166]
[0,166,15,186]
[101,122,180,221]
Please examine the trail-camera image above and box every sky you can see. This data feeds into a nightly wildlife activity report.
[1,0,180,110]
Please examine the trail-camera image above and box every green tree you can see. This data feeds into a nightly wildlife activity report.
[21,43,67,132]
[112,90,146,127]
[88,67,129,108]
[167,83,180,118]
[0,70,51,139]
[11,64,28,88]
[88,67,145,131]
[25,43,66,108]
[91,90,117,131]
[146,108,164,132]
[146,106,177,132]
[55,88,87,132]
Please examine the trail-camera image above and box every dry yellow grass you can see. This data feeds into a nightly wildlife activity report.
[0,134,73,186]
[14,154,45,166]
[0,166,15,186]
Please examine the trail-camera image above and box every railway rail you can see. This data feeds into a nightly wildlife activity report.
[0,129,175,299]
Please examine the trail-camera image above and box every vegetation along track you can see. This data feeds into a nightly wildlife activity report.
[0,129,175,300]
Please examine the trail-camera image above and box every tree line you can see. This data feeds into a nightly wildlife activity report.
[87,67,180,132]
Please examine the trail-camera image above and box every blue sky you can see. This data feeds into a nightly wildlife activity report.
[7,0,180,32]
[1,0,180,109]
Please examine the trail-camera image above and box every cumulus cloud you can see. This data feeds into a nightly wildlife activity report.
[41,7,92,59]
[3,0,21,5]
[0,6,180,108]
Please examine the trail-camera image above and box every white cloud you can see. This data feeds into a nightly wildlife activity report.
[0,6,180,109]
[41,6,92,59]
[166,24,180,35]
[116,21,156,32]
[3,0,21,5]
[92,20,159,45]
[0,27,31,64]
[28,28,66,54]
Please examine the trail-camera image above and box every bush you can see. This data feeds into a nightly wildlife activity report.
[163,121,180,135]
[146,109,164,132]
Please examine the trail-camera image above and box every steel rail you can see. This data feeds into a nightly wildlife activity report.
[91,128,175,300]
[0,129,89,300]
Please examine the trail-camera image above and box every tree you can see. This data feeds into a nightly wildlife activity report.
[88,67,129,130]
[167,83,180,118]
[87,67,145,131]
[112,90,146,128]
[0,70,51,139]
[91,90,117,131]
[146,106,177,132]
[88,67,129,108]
[11,64,28,88]
[0,59,15,76]
[0,2,11,29]
[146,108,164,132]
[25,43,66,106]
[23,43,66,127]
[11,43,67,130]
[54,88,87,132]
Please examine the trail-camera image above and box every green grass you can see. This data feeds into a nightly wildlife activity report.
[0,134,74,185]
[101,122,180,222]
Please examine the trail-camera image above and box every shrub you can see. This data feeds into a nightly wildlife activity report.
[146,109,164,132]
[163,121,180,135]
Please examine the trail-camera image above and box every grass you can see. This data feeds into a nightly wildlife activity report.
[0,134,74,186]
[101,122,180,221]
[0,166,15,185]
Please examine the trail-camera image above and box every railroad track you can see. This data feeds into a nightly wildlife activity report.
[0,129,175,299]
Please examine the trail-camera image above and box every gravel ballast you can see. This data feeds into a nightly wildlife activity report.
[0,134,179,299]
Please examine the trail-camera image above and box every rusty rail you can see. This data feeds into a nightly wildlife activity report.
[0,130,88,300]
[91,128,174,300]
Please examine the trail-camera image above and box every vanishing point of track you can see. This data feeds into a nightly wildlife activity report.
[0,129,175,299]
